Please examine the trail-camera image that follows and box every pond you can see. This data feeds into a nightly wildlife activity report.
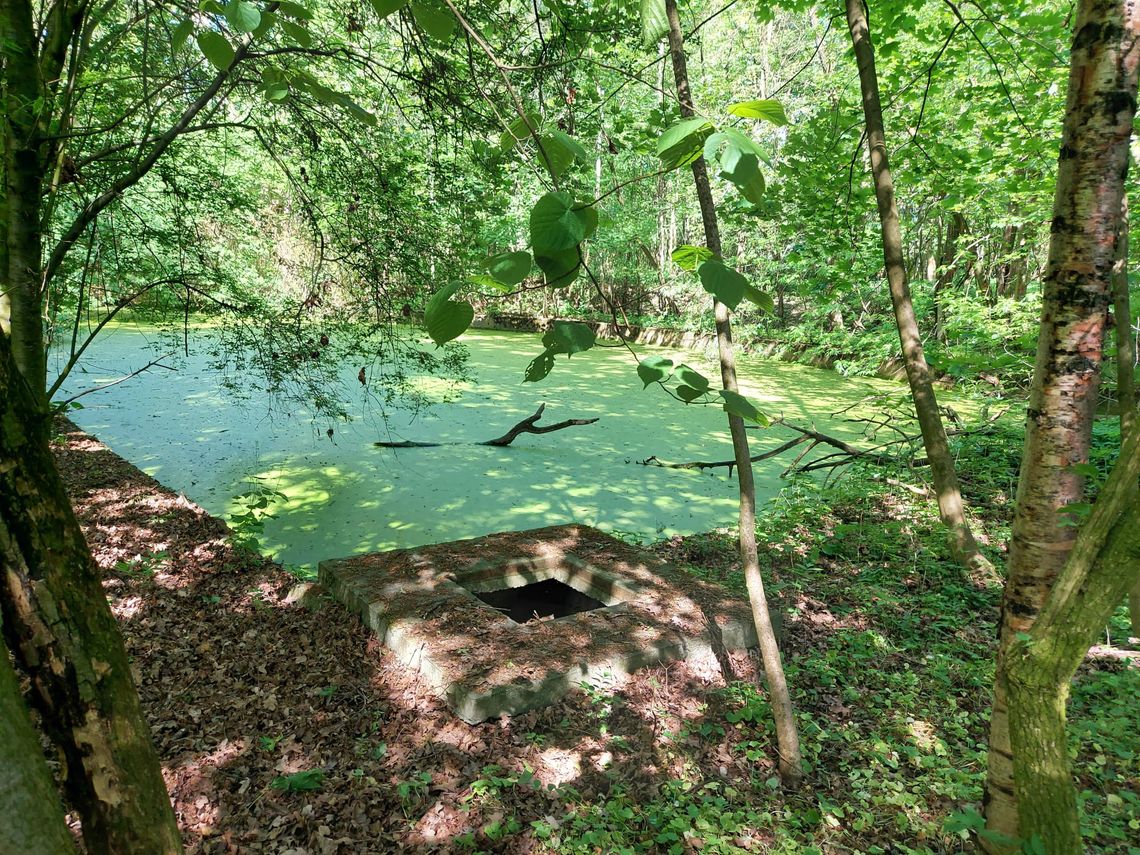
[56,324,922,573]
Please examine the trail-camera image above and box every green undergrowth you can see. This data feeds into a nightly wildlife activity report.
[503,415,1137,854]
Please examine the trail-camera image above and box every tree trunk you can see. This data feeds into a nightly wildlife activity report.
[984,1,1140,848]
[664,0,801,789]
[844,0,988,572]
[932,212,966,343]
[0,626,78,855]
[1113,198,1140,637]
[0,336,183,853]
[2,0,50,403]
[1006,419,1140,853]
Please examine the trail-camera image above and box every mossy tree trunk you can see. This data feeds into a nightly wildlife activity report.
[0,336,182,852]
[1112,200,1140,636]
[0,624,78,855]
[663,0,801,789]
[983,1,1140,849]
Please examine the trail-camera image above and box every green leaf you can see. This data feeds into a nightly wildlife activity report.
[698,259,748,310]
[548,128,588,162]
[727,99,788,125]
[535,249,580,288]
[410,1,456,40]
[252,9,276,38]
[277,1,313,19]
[524,349,556,382]
[369,0,405,17]
[637,355,674,388]
[280,19,312,46]
[424,283,473,346]
[720,389,768,425]
[542,321,596,356]
[676,384,705,402]
[467,273,512,292]
[172,20,194,53]
[538,134,577,179]
[197,31,235,70]
[225,0,261,33]
[483,251,531,286]
[261,68,289,101]
[671,245,717,272]
[675,364,710,393]
[657,118,715,170]
[704,128,766,203]
[498,112,540,151]
[640,0,668,48]
[270,770,324,791]
[742,282,774,313]
[530,192,594,253]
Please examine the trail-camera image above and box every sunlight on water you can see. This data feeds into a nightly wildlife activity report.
[56,324,939,572]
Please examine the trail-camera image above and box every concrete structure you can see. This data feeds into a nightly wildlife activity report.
[320,524,765,723]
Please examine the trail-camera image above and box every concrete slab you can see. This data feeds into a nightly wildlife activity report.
[319,525,767,723]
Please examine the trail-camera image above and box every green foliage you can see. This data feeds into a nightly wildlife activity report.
[482,251,532,287]
[270,769,324,792]
[656,118,715,170]
[424,283,475,346]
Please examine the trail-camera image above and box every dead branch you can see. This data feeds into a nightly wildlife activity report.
[640,435,810,475]
[374,403,598,449]
[481,403,599,446]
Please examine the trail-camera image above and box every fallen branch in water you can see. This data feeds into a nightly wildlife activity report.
[639,407,1009,479]
[375,403,599,449]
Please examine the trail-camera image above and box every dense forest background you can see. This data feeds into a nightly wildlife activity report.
[2,1,1139,854]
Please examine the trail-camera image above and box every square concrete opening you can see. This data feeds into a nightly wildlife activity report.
[472,577,605,623]
[320,525,767,724]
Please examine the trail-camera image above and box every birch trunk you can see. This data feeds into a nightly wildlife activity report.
[983,0,1140,848]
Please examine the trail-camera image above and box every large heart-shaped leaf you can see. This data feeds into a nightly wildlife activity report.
[727,99,788,126]
[656,118,715,170]
[675,363,710,393]
[524,349,556,383]
[482,251,532,286]
[637,355,674,388]
[671,244,717,273]
[720,389,769,425]
[542,321,596,356]
[410,1,455,40]
[698,259,747,310]
[535,248,581,288]
[197,31,235,70]
[530,192,595,253]
[499,112,540,151]
[172,19,194,53]
[424,283,473,346]
[742,282,775,313]
[225,0,261,33]
[369,0,405,17]
[640,0,668,48]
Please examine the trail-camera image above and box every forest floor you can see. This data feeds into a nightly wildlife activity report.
[54,417,1138,854]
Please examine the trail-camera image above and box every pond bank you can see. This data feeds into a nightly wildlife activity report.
[472,313,913,381]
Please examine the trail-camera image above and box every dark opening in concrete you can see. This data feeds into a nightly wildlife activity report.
[472,578,605,623]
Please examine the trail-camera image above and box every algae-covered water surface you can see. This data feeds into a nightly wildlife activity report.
[57,324,911,572]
